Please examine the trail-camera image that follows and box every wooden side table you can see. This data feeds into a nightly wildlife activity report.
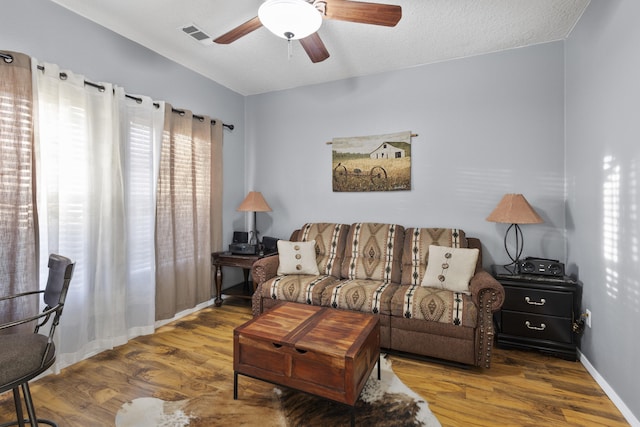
[492,265,582,361]
[211,252,275,306]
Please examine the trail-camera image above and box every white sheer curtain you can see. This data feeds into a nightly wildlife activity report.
[117,87,164,337]
[33,62,162,370]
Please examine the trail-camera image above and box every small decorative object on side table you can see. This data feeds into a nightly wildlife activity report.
[492,265,583,361]
[211,251,276,306]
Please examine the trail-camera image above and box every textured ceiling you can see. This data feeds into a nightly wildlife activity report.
[51,0,590,96]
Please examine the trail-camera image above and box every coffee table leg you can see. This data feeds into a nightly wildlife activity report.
[233,372,238,400]
[378,354,381,380]
[350,406,355,427]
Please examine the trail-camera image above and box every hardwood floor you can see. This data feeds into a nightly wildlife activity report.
[0,299,629,426]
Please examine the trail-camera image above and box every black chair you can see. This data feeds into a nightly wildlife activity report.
[0,254,75,427]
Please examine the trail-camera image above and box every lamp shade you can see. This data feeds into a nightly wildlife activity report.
[258,0,322,40]
[486,194,543,224]
[237,191,272,212]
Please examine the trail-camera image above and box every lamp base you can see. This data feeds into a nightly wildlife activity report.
[249,211,261,246]
[502,223,524,268]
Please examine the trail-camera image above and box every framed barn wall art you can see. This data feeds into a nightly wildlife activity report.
[331,131,412,192]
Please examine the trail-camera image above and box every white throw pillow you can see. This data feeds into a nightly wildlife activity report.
[277,240,320,276]
[421,245,479,294]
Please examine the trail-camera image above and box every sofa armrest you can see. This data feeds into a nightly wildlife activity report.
[469,269,504,368]
[251,283,264,317]
[469,269,504,312]
[252,254,280,288]
[252,228,302,286]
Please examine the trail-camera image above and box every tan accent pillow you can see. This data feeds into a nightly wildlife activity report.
[421,245,479,294]
[277,240,320,276]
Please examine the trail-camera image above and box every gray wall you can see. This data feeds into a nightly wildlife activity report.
[1,0,247,285]
[246,42,567,268]
[566,0,640,421]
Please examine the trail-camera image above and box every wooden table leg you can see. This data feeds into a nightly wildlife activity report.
[214,264,223,307]
[242,268,250,294]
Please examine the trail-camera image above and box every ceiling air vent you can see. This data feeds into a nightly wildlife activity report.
[180,23,212,45]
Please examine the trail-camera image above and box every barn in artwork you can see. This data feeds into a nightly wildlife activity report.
[369,142,405,159]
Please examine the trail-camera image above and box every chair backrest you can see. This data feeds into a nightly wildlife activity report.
[43,254,75,309]
[38,254,75,338]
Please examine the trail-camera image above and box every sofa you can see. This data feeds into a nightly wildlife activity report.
[251,223,505,368]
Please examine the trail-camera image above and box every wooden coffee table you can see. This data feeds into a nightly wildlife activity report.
[233,302,380,426]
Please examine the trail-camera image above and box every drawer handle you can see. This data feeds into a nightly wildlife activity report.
[525,321,546,331]
[272,343,283,349]
[295,348,308,354]
[525,296,546,306]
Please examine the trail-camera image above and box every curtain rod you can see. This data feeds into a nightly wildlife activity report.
[1,52,235,131]
[168,107,234,131]
[1,52,14,63]
[325,133,418,144]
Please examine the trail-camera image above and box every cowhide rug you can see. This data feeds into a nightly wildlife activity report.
[115,356,440,427]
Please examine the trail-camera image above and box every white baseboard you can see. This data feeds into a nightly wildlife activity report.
[579,350,639,426]
[154,298,216,328]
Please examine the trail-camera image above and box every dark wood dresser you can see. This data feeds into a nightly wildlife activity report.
[493,265,582,361]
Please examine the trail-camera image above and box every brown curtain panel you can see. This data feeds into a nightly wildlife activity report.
[0,51,38,329]
[210,120,223,253]
[155,105,223,320]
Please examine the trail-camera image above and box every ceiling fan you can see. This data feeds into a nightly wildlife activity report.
[213,0,402,63]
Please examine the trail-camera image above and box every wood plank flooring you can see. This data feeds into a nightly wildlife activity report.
[0,299,629,426]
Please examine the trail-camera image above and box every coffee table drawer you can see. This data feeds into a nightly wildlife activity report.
[291,349,346,391]
[236,338,351,394]
[236,335,289,376]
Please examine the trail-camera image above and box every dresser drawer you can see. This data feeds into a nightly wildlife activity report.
[501,311,573,343]
[502,286,573,317]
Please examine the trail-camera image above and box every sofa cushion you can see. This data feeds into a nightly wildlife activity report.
[297,223,350,278]
[390,284,478,327]
[262,274,340,306]
[421,245,479,294]
[277,240,320,275]
[321,279,398,315]
[341,223,404,283]
[401,228,468,285]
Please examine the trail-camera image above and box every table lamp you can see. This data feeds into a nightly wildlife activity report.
[237,191,272,248]
[486,193,543,266]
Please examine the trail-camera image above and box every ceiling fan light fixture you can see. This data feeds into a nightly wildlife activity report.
[258,0,322,40]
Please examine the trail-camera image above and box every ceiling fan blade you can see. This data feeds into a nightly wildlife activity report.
[299,33,330,63]
[213,16,262,44]
[324,0,402,27]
